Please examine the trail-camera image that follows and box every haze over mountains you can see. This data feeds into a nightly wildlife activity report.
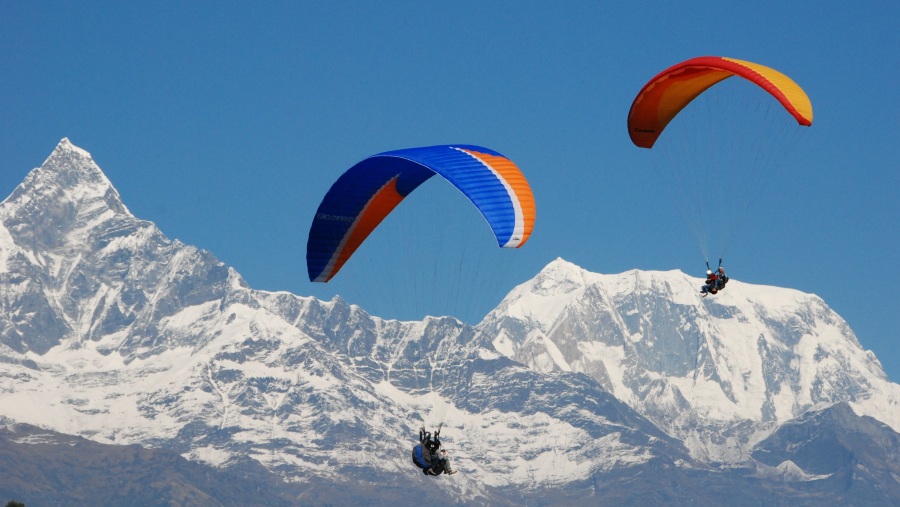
[0,139,897,505]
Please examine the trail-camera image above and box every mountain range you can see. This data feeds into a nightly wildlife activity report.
[0,139,897,505]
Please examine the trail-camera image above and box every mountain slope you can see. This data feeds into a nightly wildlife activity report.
[751,402,900,504]
[0,422,300,507]
[477,258,900,461]
[0,139,898,505]
[0,140,694,504]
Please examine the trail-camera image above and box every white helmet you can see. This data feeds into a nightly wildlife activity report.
[706,270,713,275]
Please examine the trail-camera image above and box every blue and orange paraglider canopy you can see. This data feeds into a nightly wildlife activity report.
[307,145,536,283]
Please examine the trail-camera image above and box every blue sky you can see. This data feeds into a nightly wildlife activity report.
[1,2,897,379]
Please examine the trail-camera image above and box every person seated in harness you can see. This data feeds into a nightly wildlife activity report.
[715,266,729,291]
[412,426,456,475]
[700,269,719,296]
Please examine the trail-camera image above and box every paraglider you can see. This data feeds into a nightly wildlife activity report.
[412,424,456,476]
[700,261,729,297]
[628,56,813,289]
[306,145,536,283]
[306,145,535,475]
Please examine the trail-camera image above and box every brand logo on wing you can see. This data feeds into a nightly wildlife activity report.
[316,213,355,222]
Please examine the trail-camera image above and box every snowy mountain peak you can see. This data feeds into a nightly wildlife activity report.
[534,257,588,289]
[480,261,899,461]
[49,137,92,161]
[0,140,216,356]
[497,260,692,334]
[2,138,131,228]
[1,139,135,255]
[38,137,111,193]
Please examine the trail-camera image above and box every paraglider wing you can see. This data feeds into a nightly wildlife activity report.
[306,145,536,282]
[627,56,813,149]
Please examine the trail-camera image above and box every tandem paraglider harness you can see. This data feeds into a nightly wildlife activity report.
[701,259,729,296]
[412,425,451,475]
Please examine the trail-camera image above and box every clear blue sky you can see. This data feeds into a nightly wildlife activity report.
[1,2,897,379]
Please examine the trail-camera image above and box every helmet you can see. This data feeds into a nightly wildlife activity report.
[718,267,725,273]
[706,270,713,275]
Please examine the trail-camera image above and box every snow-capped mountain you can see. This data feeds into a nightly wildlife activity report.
[477,259,900,464]
[1,139,898,505]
